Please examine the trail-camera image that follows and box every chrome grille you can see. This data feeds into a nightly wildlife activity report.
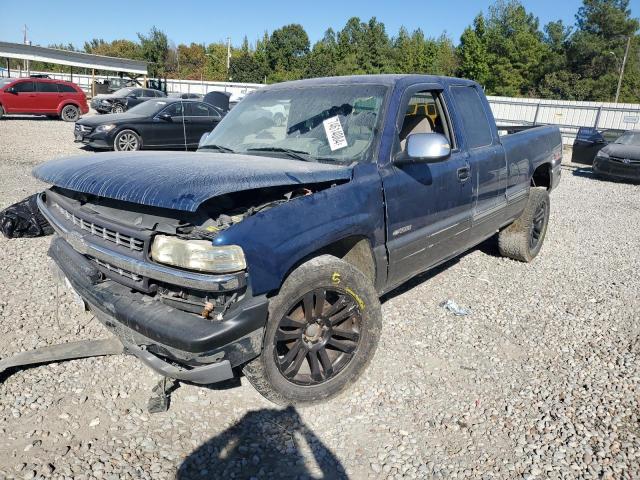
[74,124,93,134]
[52,203,145,252]
[610,156,640,164]
[90,257,142,282]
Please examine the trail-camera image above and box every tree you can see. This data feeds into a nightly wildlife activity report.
[137,27,169,77]
[267,24,310,78]
[306,29,339,78]
[567,0,640,101]
[482,0,550,96]
[457,14,490,85]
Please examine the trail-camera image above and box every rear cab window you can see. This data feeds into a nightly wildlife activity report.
[450,85,494,149]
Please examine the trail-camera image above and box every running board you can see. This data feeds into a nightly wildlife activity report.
[0,338,124,379]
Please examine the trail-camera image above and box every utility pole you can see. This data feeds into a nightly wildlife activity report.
[22,24,29,74]
[226,37,231,81]
[615,36,631,104]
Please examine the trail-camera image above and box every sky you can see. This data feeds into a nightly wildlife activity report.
[0,0,637,49]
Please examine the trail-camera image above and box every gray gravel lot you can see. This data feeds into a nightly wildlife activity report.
[0,116,639,479]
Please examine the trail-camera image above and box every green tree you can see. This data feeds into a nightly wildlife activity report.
[482,0,550,96]
[457,14,489,84]
[567,0,640,101]
[267,24,310,78]
[137,26,169,77]
[306,29,339,78]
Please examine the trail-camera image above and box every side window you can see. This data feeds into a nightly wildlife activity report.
[131,89,143,97]
[398,90,453,151]
[36,82,59,93]
[450,86,493,149]
[188,102,218,117]
[13,81,35,93]
[160,102,184,117]
[57,84,77,93]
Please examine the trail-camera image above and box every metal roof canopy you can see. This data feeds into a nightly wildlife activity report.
[0,41,148,75]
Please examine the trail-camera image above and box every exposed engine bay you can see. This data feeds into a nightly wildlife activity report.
[46,181,338,319]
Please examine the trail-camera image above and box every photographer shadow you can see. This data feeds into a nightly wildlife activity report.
[176,405,348,479]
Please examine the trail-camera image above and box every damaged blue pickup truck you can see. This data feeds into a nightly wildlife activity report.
[29,75,561,406]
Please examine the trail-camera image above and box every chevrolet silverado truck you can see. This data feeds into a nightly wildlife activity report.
[30,75,561,406]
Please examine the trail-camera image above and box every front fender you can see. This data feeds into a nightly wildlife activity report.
[214,163,385,295]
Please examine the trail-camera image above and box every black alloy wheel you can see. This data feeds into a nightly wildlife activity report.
[530,201,547,250]
[274,288,361,386]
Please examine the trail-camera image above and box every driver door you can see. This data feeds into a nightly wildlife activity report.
[147,102,186,148]
[382,86,473,287]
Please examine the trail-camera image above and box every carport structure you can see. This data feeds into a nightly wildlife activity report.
[0,41,149,96]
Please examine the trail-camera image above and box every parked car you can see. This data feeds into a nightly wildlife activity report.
[592,130,640,182]
[168,92,203,100]
[75,98,223,151]
[32,75,561,407]
[571,127,623,165]
[90,87,166,114]
[0,77,88,121]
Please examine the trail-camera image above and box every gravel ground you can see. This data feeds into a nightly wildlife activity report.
[0,116,639,480]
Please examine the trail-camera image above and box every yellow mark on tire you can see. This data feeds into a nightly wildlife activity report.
[331,272,341,285]
[345,287,365,311]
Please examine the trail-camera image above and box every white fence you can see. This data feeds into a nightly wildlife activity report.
[0,68,262,101]
[488,95,640,145]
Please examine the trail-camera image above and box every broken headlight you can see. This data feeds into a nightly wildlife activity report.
[151,236,246,273]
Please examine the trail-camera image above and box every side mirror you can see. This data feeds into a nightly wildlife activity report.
[158,113,172,122]
[396,133,451,164]
[198,132,210,148]
[6,86,17,94]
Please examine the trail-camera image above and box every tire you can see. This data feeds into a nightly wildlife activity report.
[113,129,141,151]
[243,255,382,406]
[498,187,550,262]
[60,104,80,122]
[0,105,5,119]
[111,103,125,114]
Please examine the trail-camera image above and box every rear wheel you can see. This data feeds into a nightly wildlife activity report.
[113,129,141,151]
[0,105,4,119]
[60,104,80,122]
[498,187,550,262]
[243,255,382,406]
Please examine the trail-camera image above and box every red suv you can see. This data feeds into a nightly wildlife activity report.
[0,78,89,121]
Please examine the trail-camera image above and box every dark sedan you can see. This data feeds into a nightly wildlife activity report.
[90,87,166,114]
[592,130,640,182]
[74,98,223,151]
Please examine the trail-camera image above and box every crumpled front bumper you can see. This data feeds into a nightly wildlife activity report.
[593,158,640,183]
[48,235,269,384]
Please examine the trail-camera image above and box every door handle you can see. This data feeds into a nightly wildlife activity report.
[457,166,471,182]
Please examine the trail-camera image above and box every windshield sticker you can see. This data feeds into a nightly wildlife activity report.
[323,116,348,151]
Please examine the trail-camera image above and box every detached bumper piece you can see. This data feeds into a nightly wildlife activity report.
[47,235,269,384]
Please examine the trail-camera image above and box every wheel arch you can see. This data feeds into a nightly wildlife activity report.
[57,100,81,115]
[273,235,377,298]
[531,162,552,189]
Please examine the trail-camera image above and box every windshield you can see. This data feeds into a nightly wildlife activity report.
[200,84,387,163]
[0,78,14,89]
[615,132,640,146]
[127,99,172,116]
[113,87,134,97]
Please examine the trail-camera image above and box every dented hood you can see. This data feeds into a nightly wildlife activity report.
[33,151,352,212]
